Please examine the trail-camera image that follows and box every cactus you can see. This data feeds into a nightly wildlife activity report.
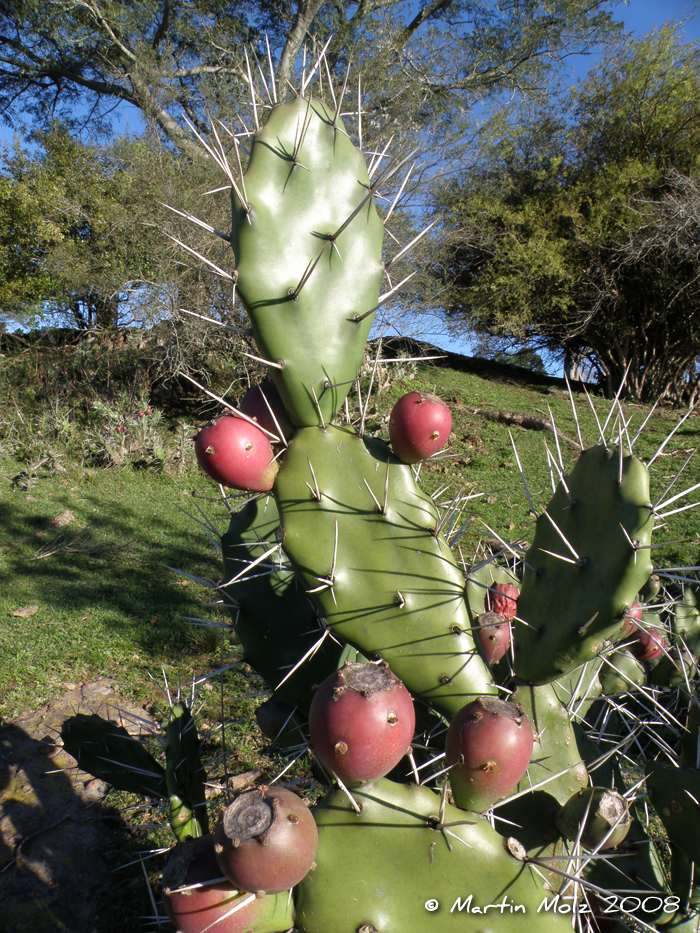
[72,48,700,931]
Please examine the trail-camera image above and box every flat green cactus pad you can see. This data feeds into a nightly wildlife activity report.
[274,424,495,718]
[295,778,572,933]
[232,96,384,426]
[514,445,653,684]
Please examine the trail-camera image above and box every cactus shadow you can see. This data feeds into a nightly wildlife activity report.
[0,721,120,933]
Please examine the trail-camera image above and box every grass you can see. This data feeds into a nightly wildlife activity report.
[2,345,700,929]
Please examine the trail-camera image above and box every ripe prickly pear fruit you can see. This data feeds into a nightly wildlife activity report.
[194,414,278,491]
[622,605,666,661]
[555,787,631,850]
[630,627,666,662]
[486,582,519,620]
[475,611,511,665]
[446,696,533,812]
[240,380,294,442]
[214,787,318,894]
[309,661,415,784]
[388,391,452,463]
[162,835,295,933]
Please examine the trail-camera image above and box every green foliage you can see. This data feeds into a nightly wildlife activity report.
[0,126,158,328]
[0,0,621,163]
[435,25,700,403]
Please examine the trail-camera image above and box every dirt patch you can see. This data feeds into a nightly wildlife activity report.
[0,680,158,933]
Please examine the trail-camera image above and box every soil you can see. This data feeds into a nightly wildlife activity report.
[0,680,159,933]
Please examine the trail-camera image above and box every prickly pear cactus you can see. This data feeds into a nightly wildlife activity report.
[76,50,700,933]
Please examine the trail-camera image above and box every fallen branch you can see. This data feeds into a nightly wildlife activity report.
[461,406,580,447]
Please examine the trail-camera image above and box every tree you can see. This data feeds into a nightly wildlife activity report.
[0,123,245,334]
[0,1,621,159]
[433,26,700,404]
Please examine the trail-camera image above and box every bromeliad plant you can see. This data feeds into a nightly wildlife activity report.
[67,47,700,933]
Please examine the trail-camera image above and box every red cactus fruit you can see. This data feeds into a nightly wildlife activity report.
[486,582,519,620]
[138,411,144,418]
[621,604,666,661]
[240,380,294,442]
[630,626,666,662]
[308,660,416,784]
[214,787,317,894]
[388,391,452,463]
[162,835,275,933]
[476,611,511,666]
[446,696,534,812]
[194,413,278,491]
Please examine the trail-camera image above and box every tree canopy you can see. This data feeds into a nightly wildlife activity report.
[434,25,700,403]
[0,1,621,155]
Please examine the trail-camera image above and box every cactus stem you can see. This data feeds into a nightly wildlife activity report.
[383,459,390,514]
[362,477,383,513]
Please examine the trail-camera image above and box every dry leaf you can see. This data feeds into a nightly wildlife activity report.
[11,605,39,618]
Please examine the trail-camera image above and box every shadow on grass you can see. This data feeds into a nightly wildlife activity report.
[0,485,227,661]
